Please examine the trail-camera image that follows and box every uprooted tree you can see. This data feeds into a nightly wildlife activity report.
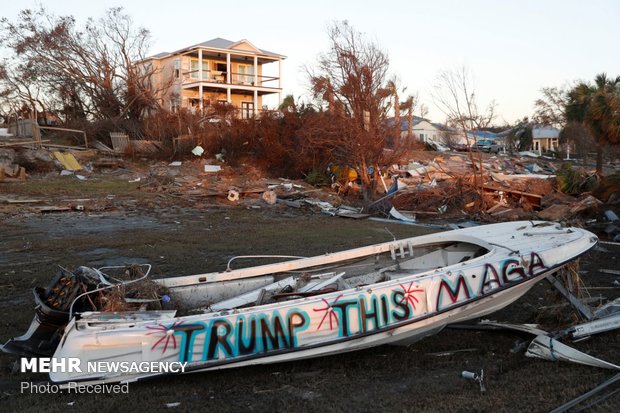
[306,21,401,202]
[0,6,169,135]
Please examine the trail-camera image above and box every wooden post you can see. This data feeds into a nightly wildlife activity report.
[32,121,42,149]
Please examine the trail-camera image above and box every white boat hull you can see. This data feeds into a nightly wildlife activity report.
[42,221,596,384]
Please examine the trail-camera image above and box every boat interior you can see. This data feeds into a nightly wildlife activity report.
[200,240,489,312]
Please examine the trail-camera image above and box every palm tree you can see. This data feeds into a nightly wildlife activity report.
[400,95,415,140]
[278,94,297,112]
[386,79,401,138]
[566,73,620,174]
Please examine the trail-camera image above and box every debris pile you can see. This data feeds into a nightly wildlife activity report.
[384,152,615,226]
[0,148,26,182]
[1,142,619,242]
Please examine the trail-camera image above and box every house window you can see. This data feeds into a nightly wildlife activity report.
[190,59,208,80]
[241,102,254,119]
[174,58,180,79]
[238,64,254,85]
[190,59,198,79]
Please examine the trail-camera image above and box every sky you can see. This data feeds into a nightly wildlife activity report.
[3,0,620,125]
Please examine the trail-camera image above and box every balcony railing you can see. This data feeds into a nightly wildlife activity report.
[184,103,282,120]
[182,69,280,88]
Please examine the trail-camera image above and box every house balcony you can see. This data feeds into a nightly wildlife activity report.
[177,48,282,97]
[181,69,281,96]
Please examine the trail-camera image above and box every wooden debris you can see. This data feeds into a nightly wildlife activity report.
[34,206,72,213]
[482,184,543,208]
[546,274,594,321]
[3,199,41,204]
[0,166,26,182]
[92,140,114,152]
[110,132,131,153]
[0,139,51,147]
[538,204,572,221]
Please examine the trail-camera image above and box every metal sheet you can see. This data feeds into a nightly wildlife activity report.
[526,334,620,370]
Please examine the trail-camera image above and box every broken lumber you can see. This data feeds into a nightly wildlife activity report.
[546,274,594,321]
[482,183,543,208]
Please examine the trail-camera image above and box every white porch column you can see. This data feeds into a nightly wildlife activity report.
[199,84,203,112]
[226,88,231,104]
[253,55,258,86]
[198,49,203,112]
[278,59,282,89]
[253,90,258,116]
[226,53,231,84]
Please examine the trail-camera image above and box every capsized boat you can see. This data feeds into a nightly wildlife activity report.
[2,221,597,384]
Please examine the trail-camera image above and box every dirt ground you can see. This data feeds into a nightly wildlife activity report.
[0,176,619,412]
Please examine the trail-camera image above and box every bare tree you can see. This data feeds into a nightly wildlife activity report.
[439,129,461,150]
[0,62,50,123]
[0,6,171,130]
[533,86,569,128]
[419,102,429,119]
[432,66,495,205]
[307,21,398,201]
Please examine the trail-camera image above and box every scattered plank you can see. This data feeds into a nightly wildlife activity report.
[482,183,543,208]
[0,139,51,147]
[4,199,42,204]
[34,206,72,213]
[550,373,620,413]
[546,274,594,320]
[599,269,620,275]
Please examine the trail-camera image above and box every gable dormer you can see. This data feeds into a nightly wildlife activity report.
[230,39,261,53]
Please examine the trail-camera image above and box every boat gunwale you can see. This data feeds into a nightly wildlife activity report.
[158,232,496,288]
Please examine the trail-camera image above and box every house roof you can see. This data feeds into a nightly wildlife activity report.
[532,125,560,139]
[146,37,286,60]
[431,122,453,132]
[149,52,170,59]
[387,116,427,131]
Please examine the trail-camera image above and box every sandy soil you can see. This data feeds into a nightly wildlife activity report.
[0,189,619,412]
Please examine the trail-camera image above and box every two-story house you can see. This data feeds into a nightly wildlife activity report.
[143,38,285,118]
